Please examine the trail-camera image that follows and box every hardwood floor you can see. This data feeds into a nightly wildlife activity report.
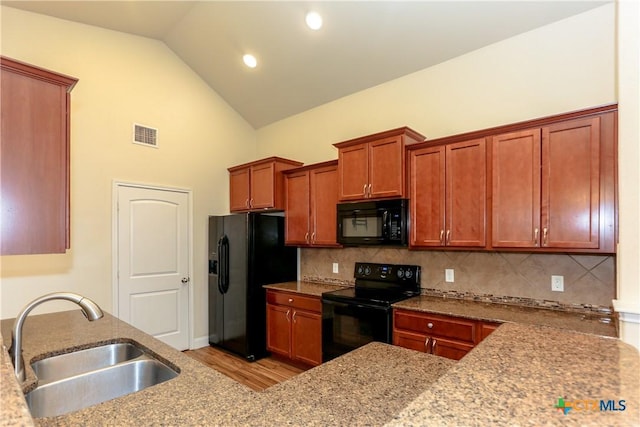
[183,346,308,391]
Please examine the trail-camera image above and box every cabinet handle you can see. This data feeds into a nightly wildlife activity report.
[363,184,367,197]
[543,227,548,246]
[445,230,451,245]
[368,183,372,197]
[249,198,254,208]
[304,232,309,243]
[311,232,316,243]
[292,312,297,323]
[432,339,437,354]
[427,322,434,329]
[245,199,250,209]
[286,309,291,322]
[425,337,431,352]
[534,228,539,246]
[439,230,444,244]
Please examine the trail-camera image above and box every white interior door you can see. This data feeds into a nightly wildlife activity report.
[115,184,190,350]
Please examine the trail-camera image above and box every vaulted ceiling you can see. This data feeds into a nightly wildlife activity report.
[3,1,609,128]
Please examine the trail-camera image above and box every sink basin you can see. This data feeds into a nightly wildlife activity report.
[32,342,144,383]
[25,342,179,418]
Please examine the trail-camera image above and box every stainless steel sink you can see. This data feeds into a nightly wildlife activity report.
[32,342,144,383]
[25,342,179,418]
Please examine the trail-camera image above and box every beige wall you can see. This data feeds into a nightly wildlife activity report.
[256,4,615,164]
[0,7,257,341]
[615,0,640,348]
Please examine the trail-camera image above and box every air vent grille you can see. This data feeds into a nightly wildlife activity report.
[133,124,158,148]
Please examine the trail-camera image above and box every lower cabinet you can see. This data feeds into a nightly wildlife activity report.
[393,309,500,360]
[266,290,322,366]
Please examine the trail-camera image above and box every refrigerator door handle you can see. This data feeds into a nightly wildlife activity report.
[219,235,230,294]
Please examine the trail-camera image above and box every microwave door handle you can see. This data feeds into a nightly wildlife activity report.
[382,210,388,237]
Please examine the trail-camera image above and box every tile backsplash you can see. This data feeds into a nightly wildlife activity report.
[300,248,615,308]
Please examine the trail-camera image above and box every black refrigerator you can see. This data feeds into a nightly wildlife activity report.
[208,213,297,361]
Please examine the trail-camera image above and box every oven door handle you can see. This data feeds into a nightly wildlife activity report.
[322,298,388,311]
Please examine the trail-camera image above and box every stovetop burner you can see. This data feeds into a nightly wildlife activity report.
[322,262,421,307]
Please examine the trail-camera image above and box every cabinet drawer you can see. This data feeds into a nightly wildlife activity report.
[394,310,476,343]
[266,290,322,313]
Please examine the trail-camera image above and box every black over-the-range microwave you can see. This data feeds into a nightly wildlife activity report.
[336,199,408,246]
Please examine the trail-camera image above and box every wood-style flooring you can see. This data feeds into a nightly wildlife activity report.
[183,346,308,391]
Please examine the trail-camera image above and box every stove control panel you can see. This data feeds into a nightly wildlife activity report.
[354,262,420,285]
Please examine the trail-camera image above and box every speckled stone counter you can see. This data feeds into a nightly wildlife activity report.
[263,280,347,296]
[0,310,451,426]
[2,309,638,426]
[387,322,640,426]
[394,295,617,337]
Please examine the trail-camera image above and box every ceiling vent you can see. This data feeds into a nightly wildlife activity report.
[133,123,158,148]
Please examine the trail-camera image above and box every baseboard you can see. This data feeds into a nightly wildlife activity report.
[613,299,640,350]
[191,335,210,350]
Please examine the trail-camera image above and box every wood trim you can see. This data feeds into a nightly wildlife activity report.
[408,104,618,151]
[333,126,426,149]
[227,156,303,172]
[282,159,338,174]
[1,56,77,91]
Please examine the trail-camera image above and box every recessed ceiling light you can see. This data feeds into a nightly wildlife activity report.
[243,54,257,68]
[305,11,322,30]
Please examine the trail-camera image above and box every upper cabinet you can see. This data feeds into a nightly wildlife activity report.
[491,109,616,253]
[284,160,340,247]
[228,157,302,212]
[334,127,424,201]
[409,138,487,248]
[1,57,78,255]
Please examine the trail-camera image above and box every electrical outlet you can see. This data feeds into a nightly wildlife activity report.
[332,263,339,274]
[551,275,564,292]
[445,269,454,283]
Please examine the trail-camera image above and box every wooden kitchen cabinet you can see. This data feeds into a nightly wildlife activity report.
[228,157,302,212]
[284,160,340,247]
[393,309,499,360]
[334,127,424,201]
[266,290,322,366]
[1,57,77,255]
[491,110,616,253]
[408,138,487,248]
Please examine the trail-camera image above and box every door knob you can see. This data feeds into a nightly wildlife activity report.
[181,277,190,284]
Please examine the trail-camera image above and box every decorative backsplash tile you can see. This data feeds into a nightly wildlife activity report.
[300,248,615,309]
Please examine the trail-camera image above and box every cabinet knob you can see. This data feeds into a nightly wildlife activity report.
[288,298,293,303]
[427,322,433,329]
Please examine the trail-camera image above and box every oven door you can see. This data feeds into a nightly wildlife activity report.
[321,299,391,362]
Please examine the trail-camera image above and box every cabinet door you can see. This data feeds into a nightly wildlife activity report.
[446,138,487,247]
[229,168,251,212]
[338,142,368,201]
[285,171,310,245]
[291,310,322,366]
[266,304,291,358]
[369,136,404,199]
[491,130,541,248]
[393,329,429,353]
[310,165,339,246]
[409,146,446,247]
[430,337,473,361]
[542,117,600,249]
[250,162,276,209]
[478,322,501,341]
[1,60,75,255]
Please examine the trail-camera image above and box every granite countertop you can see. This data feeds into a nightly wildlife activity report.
[394,295,617,337]
[2,305,638,426]
[388,322,640,426]
[263,280,347,296]
[0,310,452,426]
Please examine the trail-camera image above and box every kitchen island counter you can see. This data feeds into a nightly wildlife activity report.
[2,309,638,426]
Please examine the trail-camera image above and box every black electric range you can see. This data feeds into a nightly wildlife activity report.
[321,262,421,361]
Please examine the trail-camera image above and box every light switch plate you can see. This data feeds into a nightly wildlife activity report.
[332,263,339,274]
[551,275,564,292]
[445,269,454,283]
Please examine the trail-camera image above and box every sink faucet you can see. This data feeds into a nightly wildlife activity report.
[9,292,104,382]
